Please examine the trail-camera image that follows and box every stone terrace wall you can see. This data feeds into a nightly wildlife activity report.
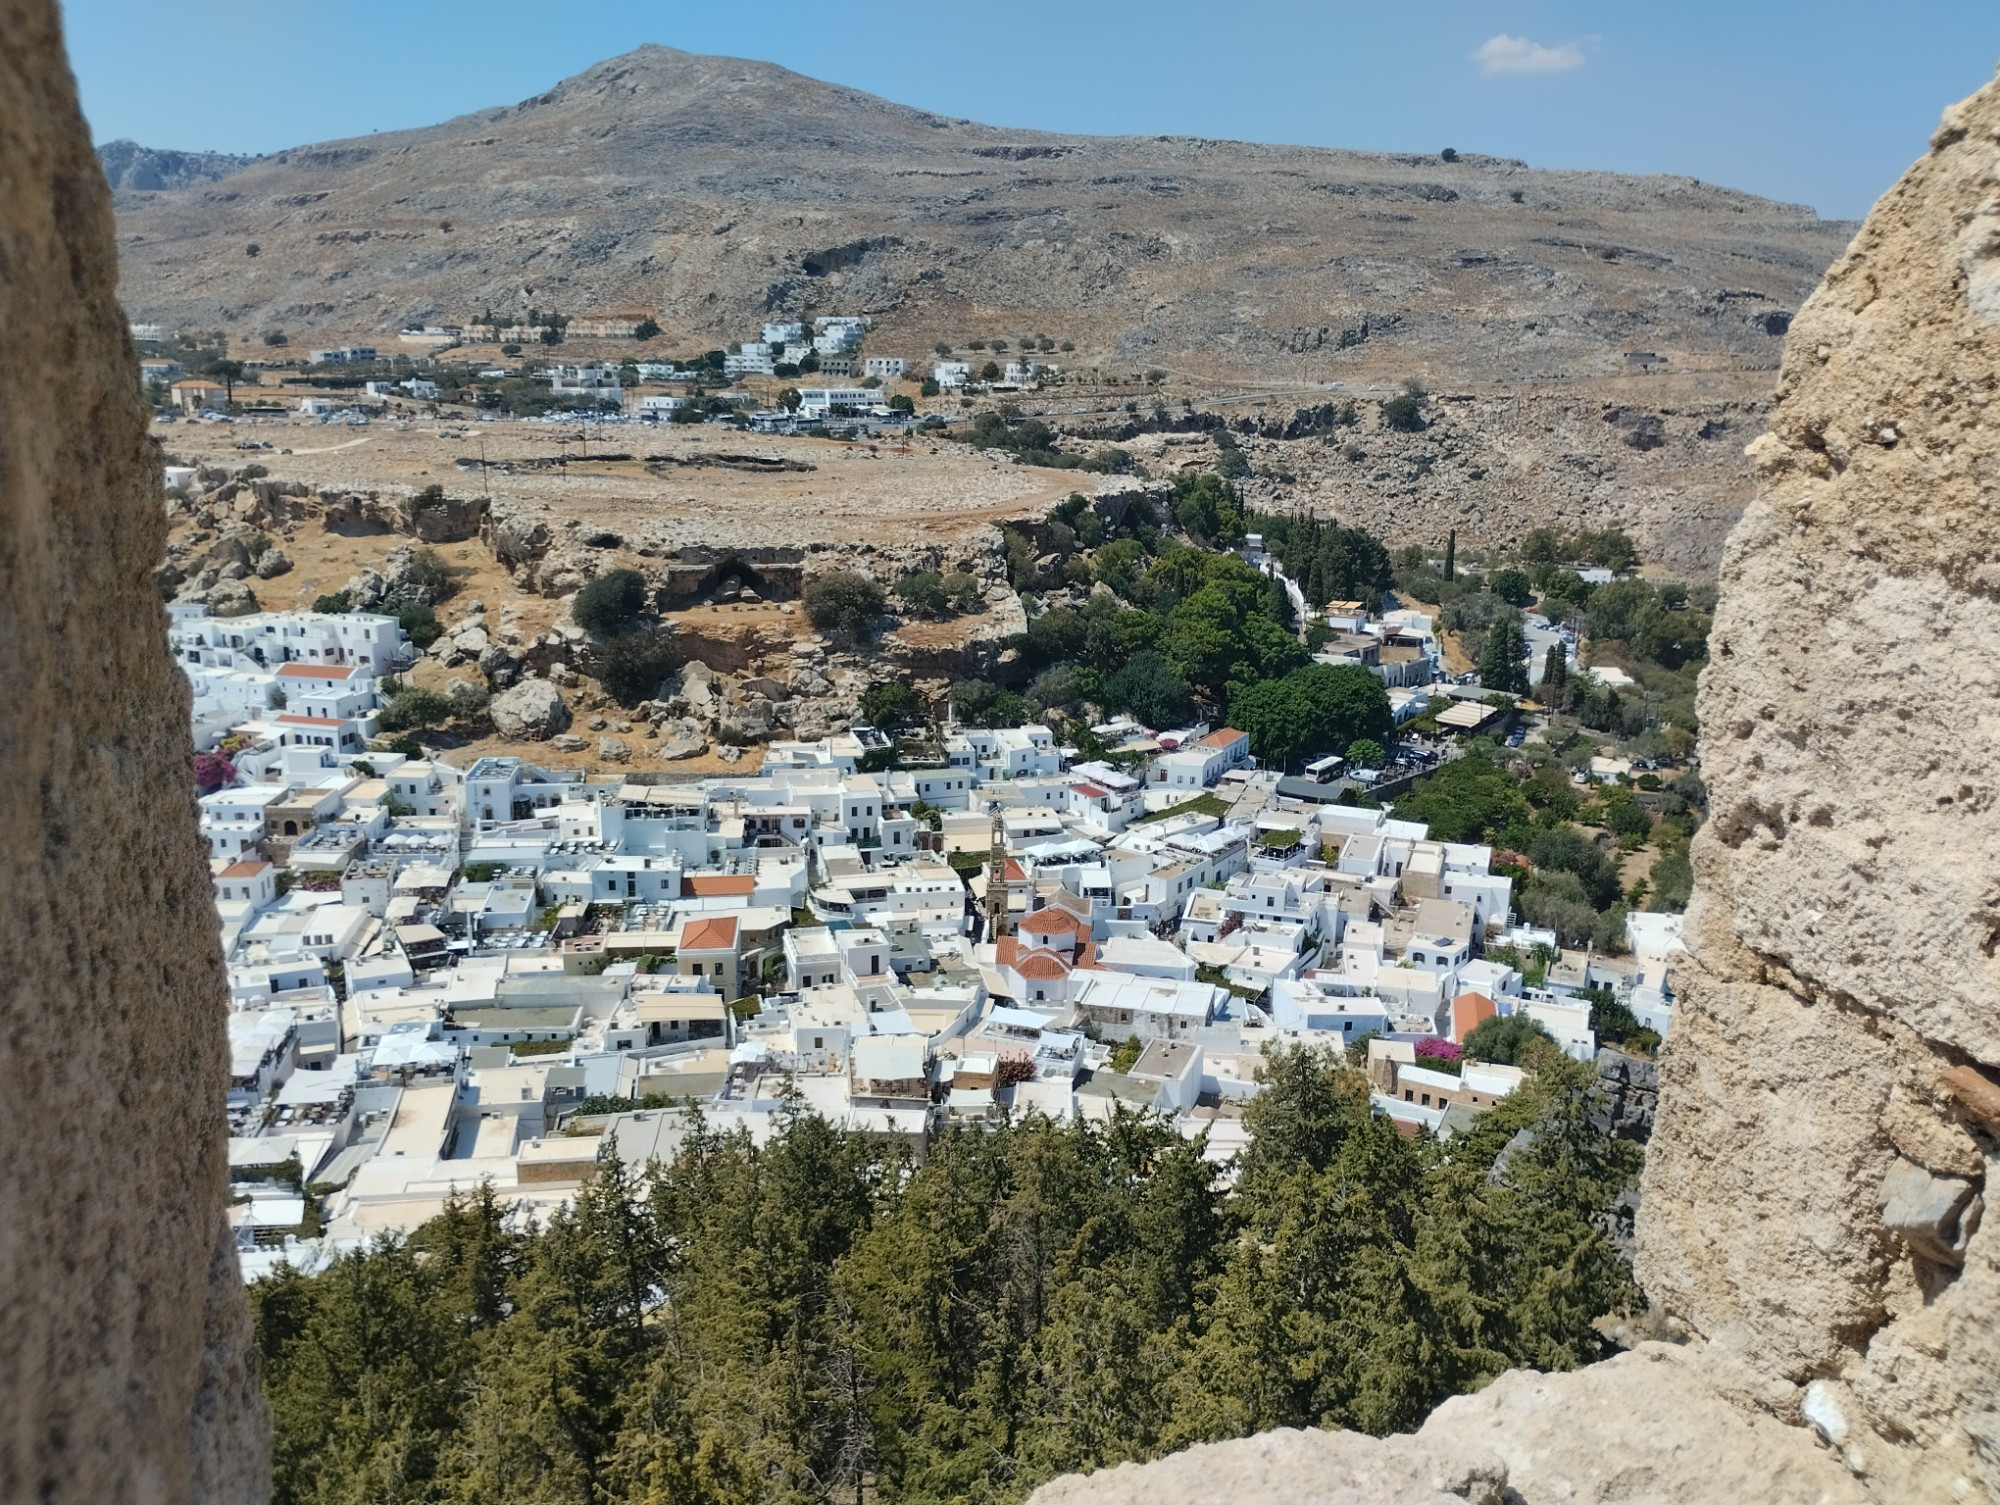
[0,2,267,1501]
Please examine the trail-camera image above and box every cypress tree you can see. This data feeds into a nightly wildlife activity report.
[1444,529,1457,581]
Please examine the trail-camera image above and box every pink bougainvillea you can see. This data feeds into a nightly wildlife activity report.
[1414,1036,1463,1063]
[193,751,237,792]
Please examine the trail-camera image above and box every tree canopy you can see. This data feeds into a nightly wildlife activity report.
[1229,663,1392,770]
[254,1052,1637,1505]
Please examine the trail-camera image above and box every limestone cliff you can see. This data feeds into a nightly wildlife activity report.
[1031,67,2000,1505]
[0,1,268,1501]
[1637,66,2000,1501]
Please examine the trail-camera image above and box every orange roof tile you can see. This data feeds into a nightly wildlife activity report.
[680,916,739,951]
[276,714,343,726]
[1014,949,1072,981]
[1018,907,1083,937]
[1002,859,1026,883]
[994,937,1020,966]
[1197,727,1247,748]
[686,874,755,897]
[1450,991,1499,1044]
[218,860,270,879]
[277,663,355,679]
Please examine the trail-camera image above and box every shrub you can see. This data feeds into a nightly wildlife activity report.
[313,590,353,614]
[860,681,921,729]
[571,568,649,636]
[376,688,452,732]
[803,571,887,636]
[894,570,947,615]
[948,679,1028,728]
[1380,380,1427,432]
[388,599,441,649]
[941,571,984,612]
[193,751,236,792]
[634,318,660,340]
[590,629,678,707]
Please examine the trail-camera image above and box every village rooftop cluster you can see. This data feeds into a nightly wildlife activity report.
[141,310,1045,437]
[175,592,1684,1279]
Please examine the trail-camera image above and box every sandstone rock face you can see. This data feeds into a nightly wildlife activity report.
[487,678,572,740]
[1026,1428,1508,1505]
[1637,71,2000,1502]
[0,2,267,1499]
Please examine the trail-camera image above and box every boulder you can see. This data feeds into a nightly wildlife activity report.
[477,640,521,689]
[251,546,291,579]
[596,736,632,764]
[487,678,571,741]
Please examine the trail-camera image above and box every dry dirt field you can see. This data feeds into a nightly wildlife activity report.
[160,412,1092,553]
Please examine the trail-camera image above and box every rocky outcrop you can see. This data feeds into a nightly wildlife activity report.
[0,2,266,1500]
[487,678,572,740]
[1030,1346,1870,1505]
[1032,67,2000,1505]
[1634,72,2000,1501]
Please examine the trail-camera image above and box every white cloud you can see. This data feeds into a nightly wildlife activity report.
[1473,33,1585,76]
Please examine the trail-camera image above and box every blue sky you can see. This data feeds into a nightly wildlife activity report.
[61,0,2000,220]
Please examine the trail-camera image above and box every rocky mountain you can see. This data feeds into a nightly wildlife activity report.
[110,45,1851,386]
[95,138,259,192]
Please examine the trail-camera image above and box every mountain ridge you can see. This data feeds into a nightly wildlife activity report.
[108,44,1852,388]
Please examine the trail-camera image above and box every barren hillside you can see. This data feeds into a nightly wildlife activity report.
[110,45,1849,389]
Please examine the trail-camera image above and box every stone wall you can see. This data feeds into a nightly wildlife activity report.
[0,2,267,1501]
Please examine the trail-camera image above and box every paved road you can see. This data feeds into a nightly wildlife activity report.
[1524,612,1573,687]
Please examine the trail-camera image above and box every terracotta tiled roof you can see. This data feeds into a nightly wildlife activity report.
[218,860,269,879]
[1002,859,1026,882]
[276,714,343,726]
[1073,783,1110,798]
[1018,907,1083,937]
[1014,949,1072,981]
[277,663,354,679]
[1450,991,1499,1044]
[681,916,739,951]
[1197,727,1247,749]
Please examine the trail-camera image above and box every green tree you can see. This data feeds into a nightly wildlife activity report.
[860,680,921,728]
[1346,737,1386,768]
[572,569,650,636]
[1542,643,1568,691]
[1443,529,1456,582]
[1463,1012,1557,1065]
[1488,568,1533,606]
[1479,613,1529,694]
